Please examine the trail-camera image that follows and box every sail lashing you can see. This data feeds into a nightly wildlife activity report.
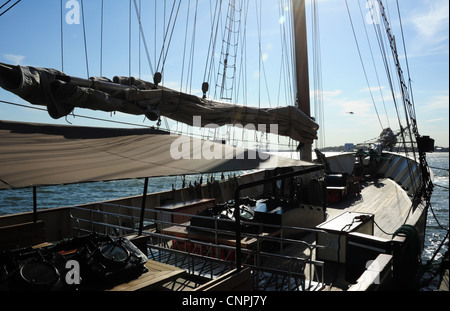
[0,62,319,145]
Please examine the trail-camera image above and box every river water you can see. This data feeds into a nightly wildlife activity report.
[0,153,448,290]
[420,152,449,290]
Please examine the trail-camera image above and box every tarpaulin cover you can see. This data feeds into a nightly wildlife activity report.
[0,120,313,189]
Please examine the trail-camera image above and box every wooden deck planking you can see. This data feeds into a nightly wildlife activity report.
[328,178,413,239]
[106,259,185,291]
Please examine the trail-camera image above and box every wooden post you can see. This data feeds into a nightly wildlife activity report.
[138,178,149,236]
[33,186,37,223]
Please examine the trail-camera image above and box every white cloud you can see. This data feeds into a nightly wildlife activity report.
[322,89,343,99]
[407,0,449,55]
[421,94,449,111]
[425,118,445,122]
[322,89,373,117]
[360,86,386,93]
[337,99,373,117]
[411,1,448,41]
[3,54,26,65]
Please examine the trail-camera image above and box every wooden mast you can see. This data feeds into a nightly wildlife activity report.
[292,0,312,161]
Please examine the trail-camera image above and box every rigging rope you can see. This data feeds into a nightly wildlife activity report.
[356,0,390,128]
[235,0,249,106]
[0,100,153,129]
[100,0,104,76]
[311,0,325,149]
[277,0,295,109]
[429,166,450,172]
[256,0,271,108]
[377,1,416,147]
[188,0,200,94]
[60,0,64,72]
[132,0,155,76]
[0,0,20,17]
[429,202,449,231]
[180,0,200,94]
[255,0,262,108]
[157,0,182,75]
[203,0,222,89]
[366,0,422,199]
[434,183,450,191]
[345,0,384,132]
[129,0,132,78]
[371,4,410,153]
[378,0,433,203]
[214,0,245,103]
[180,0,192,93]
[80,0,90,79]
[0,0,12,10]
[138,0,141,79]
[395,0,416,113]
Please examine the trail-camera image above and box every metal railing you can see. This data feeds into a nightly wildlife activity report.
[69,202,330,291]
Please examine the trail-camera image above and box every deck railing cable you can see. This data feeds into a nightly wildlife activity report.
[69,200,330,290]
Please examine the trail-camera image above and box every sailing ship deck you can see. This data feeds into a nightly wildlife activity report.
[140,176,419,291]
[327,178,414,239]
[0,171,427,291]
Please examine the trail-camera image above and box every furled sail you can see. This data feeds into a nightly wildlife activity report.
[0,63,319,144]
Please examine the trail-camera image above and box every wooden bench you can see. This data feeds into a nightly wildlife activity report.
[0,221,46,251]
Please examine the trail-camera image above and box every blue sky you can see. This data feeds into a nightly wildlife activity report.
[0,0,448,148]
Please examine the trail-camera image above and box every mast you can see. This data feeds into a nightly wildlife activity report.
[292,0,312,161]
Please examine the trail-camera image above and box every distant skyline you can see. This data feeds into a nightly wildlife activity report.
[0,0,448,147]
